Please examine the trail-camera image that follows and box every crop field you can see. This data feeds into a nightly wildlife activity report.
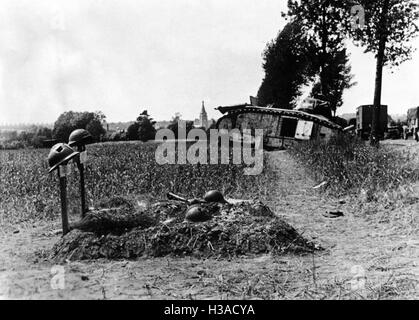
[0,142,277,229]
[0,140,418,299]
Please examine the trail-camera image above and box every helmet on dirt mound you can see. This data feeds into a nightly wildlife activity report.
[203,190,228,204]
[68,129,93,147]
[185,205,212,223]
[47,143,79,173]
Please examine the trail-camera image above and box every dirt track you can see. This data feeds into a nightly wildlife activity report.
[1,150,418,299]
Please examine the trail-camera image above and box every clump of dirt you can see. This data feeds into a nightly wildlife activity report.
[50,198,318,262]
[69,196,159,235]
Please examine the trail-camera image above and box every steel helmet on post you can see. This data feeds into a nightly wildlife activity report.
[203,190,228,204]
[47,143,79,173]
[68,129,93,147]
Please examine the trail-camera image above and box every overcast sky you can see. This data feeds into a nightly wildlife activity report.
[0,0,418,124]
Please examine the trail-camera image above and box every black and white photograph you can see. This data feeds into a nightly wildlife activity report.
[0,0,418,304]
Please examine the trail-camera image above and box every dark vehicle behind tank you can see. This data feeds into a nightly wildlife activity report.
[356,105,388,140]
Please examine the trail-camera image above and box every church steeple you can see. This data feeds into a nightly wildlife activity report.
[199,101,208,129]
[201,101,206,114]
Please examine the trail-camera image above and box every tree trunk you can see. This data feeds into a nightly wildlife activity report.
[319,0,334,119]
[371,0,390,146]
[320,2,328,96]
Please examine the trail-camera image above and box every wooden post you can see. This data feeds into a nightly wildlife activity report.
[76,145,88,218]
[58,166,69,235]
[78,161,87,218]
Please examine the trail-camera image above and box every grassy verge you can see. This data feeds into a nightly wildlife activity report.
[289,134,419,199]
[289,134,419,226]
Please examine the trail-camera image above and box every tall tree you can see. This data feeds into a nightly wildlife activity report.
[126,122,140,141]
[285,0,355,117]
[311,48,356,115]
[346,0,419,145]
[257,21,316,109]
[127,110,157,141]
[136,110,156,142]
[286,1,350,91]
[53,111,106,142]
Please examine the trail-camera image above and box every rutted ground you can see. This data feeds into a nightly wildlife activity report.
[0,146,418,299]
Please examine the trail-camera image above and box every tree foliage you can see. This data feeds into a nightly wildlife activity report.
[0,126,53,149]
[285,0,348,52]
[348,0,419,67]
[284,0,355,115]
[257,21,316,109]
[311,48,356,115]
[126,122,140,141]
[137,110,156,142]
[127,110,157,142]
[53,111,106,142]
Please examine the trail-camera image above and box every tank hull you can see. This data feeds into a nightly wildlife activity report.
[215,106,342,149]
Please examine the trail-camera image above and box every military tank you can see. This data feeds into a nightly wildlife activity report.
[215,98,343,149]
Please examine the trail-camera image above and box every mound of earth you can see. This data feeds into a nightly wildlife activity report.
[50,197,318,261]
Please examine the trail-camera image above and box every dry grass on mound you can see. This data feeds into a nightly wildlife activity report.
[50,197,318,261]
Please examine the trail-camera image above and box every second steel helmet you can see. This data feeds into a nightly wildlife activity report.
[47,143,79,173]
[203,190,228,204]
[185,205,212,223]
[68,129,93,147]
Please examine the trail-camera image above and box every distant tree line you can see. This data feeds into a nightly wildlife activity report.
[1,107,216,149]
[0,126,53,149]
[106,110,215,143]
[0,111,107,149]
